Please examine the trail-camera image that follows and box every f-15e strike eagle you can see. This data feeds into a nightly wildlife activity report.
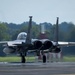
[0,16,75,63]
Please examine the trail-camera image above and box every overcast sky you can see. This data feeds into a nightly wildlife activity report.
[0,0,75,24]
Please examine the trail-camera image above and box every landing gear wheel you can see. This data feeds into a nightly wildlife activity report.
[21,55,26,63]
[20,52,26,63]
[43,55,46,63]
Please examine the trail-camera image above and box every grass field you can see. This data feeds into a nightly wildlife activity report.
[63,56,75,62]
[0,56,36,62]
[0,56,75,62]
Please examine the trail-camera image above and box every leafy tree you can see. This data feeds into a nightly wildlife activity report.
[0,23,10,41]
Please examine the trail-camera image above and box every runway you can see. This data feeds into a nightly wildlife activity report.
[0,62,75,75]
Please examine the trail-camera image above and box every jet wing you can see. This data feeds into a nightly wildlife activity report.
[7,41,22,46]
[0,40,25,46]
[58,41,75,47]
[0,41,9,43]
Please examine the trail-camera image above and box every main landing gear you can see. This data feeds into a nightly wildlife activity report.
[41,51,46,63]
[20,51,47,63]
[42,54,46,63]
[20,53,26,63]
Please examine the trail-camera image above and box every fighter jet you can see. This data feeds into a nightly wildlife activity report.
[0,16,52,63]
[0,16,75,63]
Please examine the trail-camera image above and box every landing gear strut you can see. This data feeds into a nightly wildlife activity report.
[21,55,26,63]
[20,53,26,63]
[42,54,46,63]
[41,51,46,63]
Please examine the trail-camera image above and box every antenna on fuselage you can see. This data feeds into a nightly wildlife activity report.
[26,16,32,44]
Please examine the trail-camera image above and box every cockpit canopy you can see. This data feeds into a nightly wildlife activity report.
[17,32,27,40]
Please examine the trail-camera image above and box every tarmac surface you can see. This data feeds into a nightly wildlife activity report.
[0,62,75,75]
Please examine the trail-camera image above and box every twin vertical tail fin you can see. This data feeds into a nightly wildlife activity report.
[26,16,59,46]
[26,16,32,44]
[54,17,59,46]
